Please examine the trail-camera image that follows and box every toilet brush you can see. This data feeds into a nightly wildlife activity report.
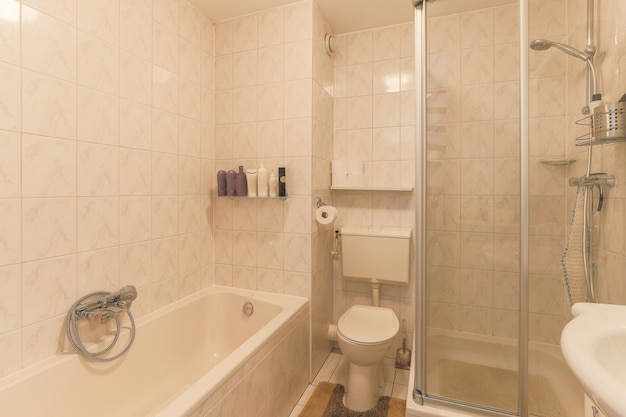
[395,320,411,370]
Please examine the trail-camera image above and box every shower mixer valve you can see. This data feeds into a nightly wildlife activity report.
[74,285,138,324]
[66,285,139,362]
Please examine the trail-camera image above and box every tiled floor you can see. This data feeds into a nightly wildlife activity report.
[289,349,410,417]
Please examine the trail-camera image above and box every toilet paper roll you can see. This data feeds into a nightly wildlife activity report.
[315,205,337,226]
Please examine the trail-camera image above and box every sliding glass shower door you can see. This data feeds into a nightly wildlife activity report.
[414,0,584,416]
[422,0,523,413]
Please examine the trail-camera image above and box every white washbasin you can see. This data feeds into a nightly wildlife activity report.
[561,303,626,417]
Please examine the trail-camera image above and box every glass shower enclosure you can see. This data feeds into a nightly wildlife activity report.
[412,0,586,416]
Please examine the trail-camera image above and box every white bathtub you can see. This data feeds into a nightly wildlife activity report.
[406,329,584,417]
[0,286,310,417]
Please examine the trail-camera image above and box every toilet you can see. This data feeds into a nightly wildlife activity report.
[337,305,399,411]
[335,226,411,412]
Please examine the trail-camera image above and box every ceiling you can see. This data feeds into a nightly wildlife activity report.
[190,0,415,34]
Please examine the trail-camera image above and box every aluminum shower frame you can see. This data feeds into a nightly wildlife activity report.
[413,0,531,416]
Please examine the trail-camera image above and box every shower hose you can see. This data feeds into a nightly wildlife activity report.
[65,291,136,362]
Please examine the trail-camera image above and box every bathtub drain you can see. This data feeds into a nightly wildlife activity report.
[242,302,254,316]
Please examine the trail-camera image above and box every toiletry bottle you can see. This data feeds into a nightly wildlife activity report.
[269,169,278,197]
[217,170,227,196]
[226,169,237,196]
[257,164,268,197]
[278,167,286,197]
[246,169,257,197]
[235,166,248,196]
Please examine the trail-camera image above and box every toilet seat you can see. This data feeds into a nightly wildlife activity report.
[337,305,399,345]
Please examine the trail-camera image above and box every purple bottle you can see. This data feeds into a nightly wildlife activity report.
[217,170,227,196]
[235,166,248,196]
[226,170,236,196]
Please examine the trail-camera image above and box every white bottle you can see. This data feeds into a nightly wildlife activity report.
[257,164,268,197]
[246,169,257,197]
[269,169,278,197]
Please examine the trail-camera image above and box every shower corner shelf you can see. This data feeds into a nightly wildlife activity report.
[575,136,626,147]
[576,101,626,146]
[541,159,577,166]
[330,185,414,192]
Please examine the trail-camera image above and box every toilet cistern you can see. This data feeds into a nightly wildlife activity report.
[340,226,411,285]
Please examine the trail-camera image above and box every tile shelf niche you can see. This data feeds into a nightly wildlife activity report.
[330,186,414,191]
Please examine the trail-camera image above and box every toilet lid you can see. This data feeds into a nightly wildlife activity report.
[337,305,399,344]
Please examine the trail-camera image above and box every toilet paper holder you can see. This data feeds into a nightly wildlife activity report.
[315,197,341,257]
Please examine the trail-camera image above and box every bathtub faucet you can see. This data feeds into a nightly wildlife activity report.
[66,285,138,361]
[75,285,138,324]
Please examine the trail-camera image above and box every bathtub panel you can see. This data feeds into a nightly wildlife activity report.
[193,304,310,417]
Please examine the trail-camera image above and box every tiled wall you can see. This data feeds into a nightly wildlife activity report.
[311,1,335,378]
[333,25,416,188]
[331,23,417,353]
[531,0,626,336]
[583,0,626,304]
[0,0,332,385]
[424,0,626,345]
[212,2,315,296]
[0,0,215,377]
[210,0,335,378]
[425,3,524,339]
[425,1,571,344]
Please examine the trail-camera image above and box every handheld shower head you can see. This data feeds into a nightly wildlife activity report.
[529,39,551,51]
[530,39,591,61]
[530,38,598,103]
[119,285,138,303]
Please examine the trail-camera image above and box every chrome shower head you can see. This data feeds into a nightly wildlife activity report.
[530,38,599,112]
[529,39,551,51]
[530,39,591,61]
[119,285,138,303]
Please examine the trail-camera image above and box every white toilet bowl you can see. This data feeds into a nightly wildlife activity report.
[337,305,399,412]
